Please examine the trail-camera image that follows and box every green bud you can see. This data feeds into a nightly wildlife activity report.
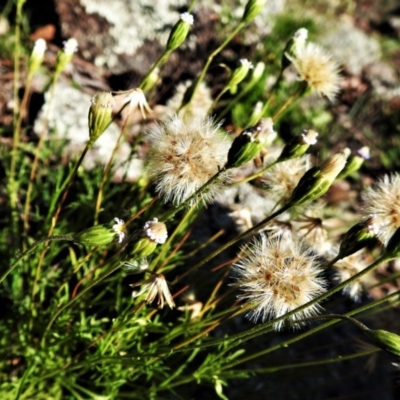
[287,150,349,207]
[227,59,253,93]
[226,119,274,169]
[241,0,267,24]
[75,224,117,247]
[337,147,369,179]
[166,12,194,52]
[249,62,266,84]
[281,28,308,70]
[141,68,160,93]
[55,38,78,76]
[129,218,168,258]
[28,39,47,79]
[338,215,380,258]
[365,328,400,358]
[88,92,114,145]
[129,237,158,259]
[278,129,318,162]
[382,227,400,260]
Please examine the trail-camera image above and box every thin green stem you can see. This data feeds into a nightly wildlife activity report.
[231,159,278,186]
[231,347,378,375]
[31,144,90,300]
[14,363,34,400]
[153,205,197,274]
[160,168,226,222]
[208,87,228,115]
[139,51,170,91]
[94,111,133,224]
[271,82,307,121]
[46,142,90,228]
[23,74,60,236]
[221,288,400,370]
[301,313,369,331]
[171,203,291,285]
[245,70,284,127]
[180,22,245,109]
[218,71,267,123]
[0,235,75,284]
[9,0,27,236]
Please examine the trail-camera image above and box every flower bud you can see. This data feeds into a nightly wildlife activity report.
[55,38,78,76]
[281,28,308,70]
[88,92,114,145]
[241,0,267,24]
[130,238,158,259]
[166,12,194,52]
[278,129,318,162]
[227,59,253,94]
[129,218,168,258]
[286,150,349,207]
[337,147,369,179]
[226,118,274,169]
[249,62,266,84]
[338,215,380,258]
[365,328,400,358]
[382,227,400,260]
[74,224,118,246]
[141,68,160,93]
[28,39,47,78]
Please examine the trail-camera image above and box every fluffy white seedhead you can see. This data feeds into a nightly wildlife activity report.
[292,203,337,258]
[287,42,341,100]
[362,173,400,245]
[233,233,326,330]
[166,80,213,121]
[332,249,376,301]
[147,115,230,206]
[262,154,312,204]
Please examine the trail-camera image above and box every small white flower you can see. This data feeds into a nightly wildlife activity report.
[301,129,318,145]
[32,38,47,58]
[112,218,126,243]
[114,88,151,119]
[180,12,194,25]
[144,218,168,244]
[357,146,370,160]
[126,88,151,118]
[63,38,78,55]
[239,59,254,69]
[130,273,175,309]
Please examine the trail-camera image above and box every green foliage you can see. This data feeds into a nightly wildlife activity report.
[1,1,400,399]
